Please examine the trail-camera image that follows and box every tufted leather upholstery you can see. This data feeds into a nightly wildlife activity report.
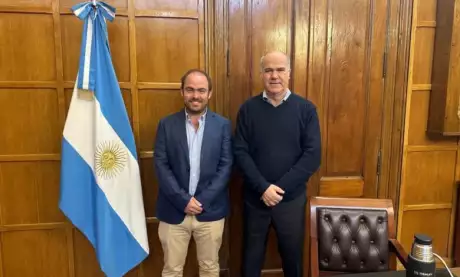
[317,207,389,273]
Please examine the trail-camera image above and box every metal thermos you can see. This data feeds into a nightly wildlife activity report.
[406,234,436,277]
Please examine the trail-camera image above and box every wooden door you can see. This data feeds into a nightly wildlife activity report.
[227,0,389,276]
[0,0,227,276]
[309,0,388,199]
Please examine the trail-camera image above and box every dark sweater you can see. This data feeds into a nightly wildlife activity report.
[233,92,321,203]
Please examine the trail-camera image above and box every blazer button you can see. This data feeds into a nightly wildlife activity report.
[186,167,190,172]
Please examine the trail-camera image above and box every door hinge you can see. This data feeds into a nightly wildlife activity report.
[382,52,387,78]
[376,150,382,175]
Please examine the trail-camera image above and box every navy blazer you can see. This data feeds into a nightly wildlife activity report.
[154,109,233,224]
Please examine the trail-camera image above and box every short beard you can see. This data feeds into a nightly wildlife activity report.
[185,105,206,115]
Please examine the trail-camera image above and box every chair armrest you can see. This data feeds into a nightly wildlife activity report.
[389,238,408,268]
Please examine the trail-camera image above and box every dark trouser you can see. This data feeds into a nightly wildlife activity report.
[242,193,306,277]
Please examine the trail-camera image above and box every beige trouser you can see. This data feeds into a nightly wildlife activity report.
[158,215,225,277]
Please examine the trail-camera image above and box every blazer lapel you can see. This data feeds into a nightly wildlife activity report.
[176,111,190,164]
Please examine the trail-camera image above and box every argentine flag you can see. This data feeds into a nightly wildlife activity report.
[59,1,149,276]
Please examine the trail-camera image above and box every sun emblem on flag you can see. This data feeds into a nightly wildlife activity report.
[95,141,127,180]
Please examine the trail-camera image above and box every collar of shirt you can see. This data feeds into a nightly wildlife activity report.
[262,89,291,104]
[185,108,207,123]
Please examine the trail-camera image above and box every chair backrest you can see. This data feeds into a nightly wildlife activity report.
[310,197,397,277]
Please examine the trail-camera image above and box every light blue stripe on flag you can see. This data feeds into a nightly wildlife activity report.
[60,1,149,277]
[60,139,147,277]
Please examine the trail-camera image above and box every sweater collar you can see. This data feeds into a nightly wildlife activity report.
[262,89,291,105]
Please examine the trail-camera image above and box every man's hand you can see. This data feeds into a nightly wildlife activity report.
[261,185,285,206]
[184,197,203,215]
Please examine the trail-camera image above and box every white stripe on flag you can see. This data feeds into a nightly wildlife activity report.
[83,18,93,90]
[101,5,115,19]
[63,84,149,253]
[74,5,86,17]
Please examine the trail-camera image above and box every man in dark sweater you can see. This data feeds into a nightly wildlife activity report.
[233,51,321,277]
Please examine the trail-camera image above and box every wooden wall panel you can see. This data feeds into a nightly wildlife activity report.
[228,0,293,123]
[403,151,456,206]
[250,0,291,95]
[397,0,459,267]
[0,14,56,81]
[0,0,53,9]
[140,158,158,217]
[1,229,69,277]
[60,0,127,11]
[136,18,199,83]
[138,90,183,151]
[0,0,412,276]
[227,0,249,125]
[134,0,197,11]
[400,209,451,257]
[0,89,61,155]
[0,163,43,224]
[412,28,435,85]
[417,0,436,22]
[0,0,223,276]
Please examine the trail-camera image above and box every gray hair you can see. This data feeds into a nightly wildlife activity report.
[259,51,291,72]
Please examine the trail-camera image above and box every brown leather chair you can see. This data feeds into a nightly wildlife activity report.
[309,197,408,277]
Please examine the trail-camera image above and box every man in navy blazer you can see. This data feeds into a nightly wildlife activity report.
[154,69,233,277]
